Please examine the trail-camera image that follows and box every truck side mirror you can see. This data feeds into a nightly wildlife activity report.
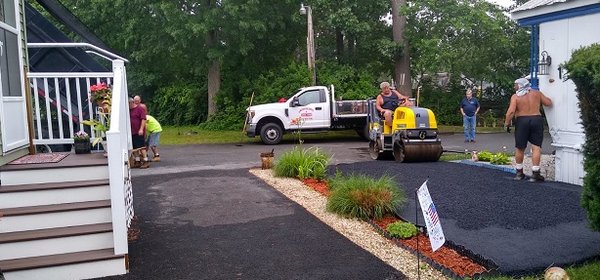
[291,97,300,107]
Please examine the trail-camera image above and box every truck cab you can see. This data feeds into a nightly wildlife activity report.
[246,86,333,144]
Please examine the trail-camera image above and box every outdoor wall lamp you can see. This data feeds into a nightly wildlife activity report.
[538,51,552,75]
[299,3,308,15]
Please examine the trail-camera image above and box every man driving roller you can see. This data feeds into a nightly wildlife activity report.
[376,81,413,126]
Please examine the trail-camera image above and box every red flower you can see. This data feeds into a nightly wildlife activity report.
[90,83,112,104]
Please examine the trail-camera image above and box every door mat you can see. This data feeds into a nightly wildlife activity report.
[8,153,70,165]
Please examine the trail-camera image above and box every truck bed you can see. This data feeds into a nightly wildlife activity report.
[334,100,368,117]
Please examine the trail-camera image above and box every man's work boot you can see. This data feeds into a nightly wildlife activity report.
[152,155,161,162]
[529,170,545,182]
[514,169,525,180]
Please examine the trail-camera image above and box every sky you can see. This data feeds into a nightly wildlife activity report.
[487,0,516,8]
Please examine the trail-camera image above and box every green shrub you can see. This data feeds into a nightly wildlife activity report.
[387,221,418,239]
[326,173,406,220]
[475,150,510,165]
[564,43,600,230]
[273,146,330,180]
[151,82,207,125]
[477,151,493,162]
[490,152,511,165]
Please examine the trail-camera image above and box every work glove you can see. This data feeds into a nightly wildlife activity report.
[504,124,511,133]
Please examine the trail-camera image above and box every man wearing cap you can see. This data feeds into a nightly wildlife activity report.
[504,78,552,182]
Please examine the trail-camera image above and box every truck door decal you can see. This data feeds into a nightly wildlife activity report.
[299,107,314,120]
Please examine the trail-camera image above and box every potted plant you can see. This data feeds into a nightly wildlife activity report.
[73,130,91,154]
[83,83,112,152]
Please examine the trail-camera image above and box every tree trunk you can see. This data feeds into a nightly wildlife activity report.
[391,0,412,96]
[205,0,220,117]
[336,29,344,63]
[207,59,220,117]
[347,35,355,59]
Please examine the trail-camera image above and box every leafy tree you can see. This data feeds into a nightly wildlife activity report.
[53,0,530,128]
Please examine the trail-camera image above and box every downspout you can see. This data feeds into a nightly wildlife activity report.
[530,24,540,89]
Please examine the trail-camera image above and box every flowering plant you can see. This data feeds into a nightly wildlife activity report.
[290,117,305,144]
[84,83,112,146]
[90,83,112,106]
[73,130,90,141]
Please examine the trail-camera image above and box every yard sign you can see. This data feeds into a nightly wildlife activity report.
[417,181,446,252]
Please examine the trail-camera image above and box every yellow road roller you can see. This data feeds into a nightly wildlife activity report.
[367,99,443,162]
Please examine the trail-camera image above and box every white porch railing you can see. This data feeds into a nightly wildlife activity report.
[27,43,133,255]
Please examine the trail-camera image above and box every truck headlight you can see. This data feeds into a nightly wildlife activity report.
[247,110,255,122]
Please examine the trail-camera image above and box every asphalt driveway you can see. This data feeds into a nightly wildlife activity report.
[104,131,591,278]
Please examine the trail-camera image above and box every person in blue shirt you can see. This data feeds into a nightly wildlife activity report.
[460,88,480,142]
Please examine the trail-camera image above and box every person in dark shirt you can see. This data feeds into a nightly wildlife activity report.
[375,81,413,126]
[129,97,149,169]
[460,88,480,143]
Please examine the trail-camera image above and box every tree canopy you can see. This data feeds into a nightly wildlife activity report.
[51,0,529,127]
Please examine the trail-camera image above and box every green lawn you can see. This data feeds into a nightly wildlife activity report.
[161,125,505,145]
[160,126,363,145]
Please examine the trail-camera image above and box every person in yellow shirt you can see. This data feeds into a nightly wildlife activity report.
[145,115,163,162]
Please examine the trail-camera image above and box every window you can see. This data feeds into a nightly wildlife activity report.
[0,0,16,28]
[0,29,21,97]
[297,90,323,106]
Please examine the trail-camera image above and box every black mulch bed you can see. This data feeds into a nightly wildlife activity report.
[329,161,600,275]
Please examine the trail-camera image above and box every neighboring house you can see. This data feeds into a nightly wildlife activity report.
[0,1,132,279]
[511,0,600,186]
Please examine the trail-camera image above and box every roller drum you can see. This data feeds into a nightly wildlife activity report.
[401,142,443,162]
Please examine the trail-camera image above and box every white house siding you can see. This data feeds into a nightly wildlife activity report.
[537,13,600,185]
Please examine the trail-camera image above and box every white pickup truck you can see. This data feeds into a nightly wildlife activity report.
[245,85,369,144]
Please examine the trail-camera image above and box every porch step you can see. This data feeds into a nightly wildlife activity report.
[0,223,114,260]
[0,249,126,280]
[0,200,112,233]
[0,222,112,244]
[0,179,110,208]
[0,153,109,185]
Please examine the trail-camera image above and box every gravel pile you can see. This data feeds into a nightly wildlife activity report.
[250,169,448,280]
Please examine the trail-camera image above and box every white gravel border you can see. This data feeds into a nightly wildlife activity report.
[249,169,448,280]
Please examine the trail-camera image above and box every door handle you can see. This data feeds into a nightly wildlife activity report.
[315,107,322,110]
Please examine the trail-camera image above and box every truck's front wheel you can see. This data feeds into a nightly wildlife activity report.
[260,123,283,145]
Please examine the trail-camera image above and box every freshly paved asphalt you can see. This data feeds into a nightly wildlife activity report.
[99,131,598,278]
[101,169,404,280]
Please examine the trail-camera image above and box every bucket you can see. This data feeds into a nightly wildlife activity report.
[260,150,274,169]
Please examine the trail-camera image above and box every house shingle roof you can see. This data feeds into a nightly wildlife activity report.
[510,0,569,13]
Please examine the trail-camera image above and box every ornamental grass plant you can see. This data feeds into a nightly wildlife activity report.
[326,173,406,220]
[273,146,330,180]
